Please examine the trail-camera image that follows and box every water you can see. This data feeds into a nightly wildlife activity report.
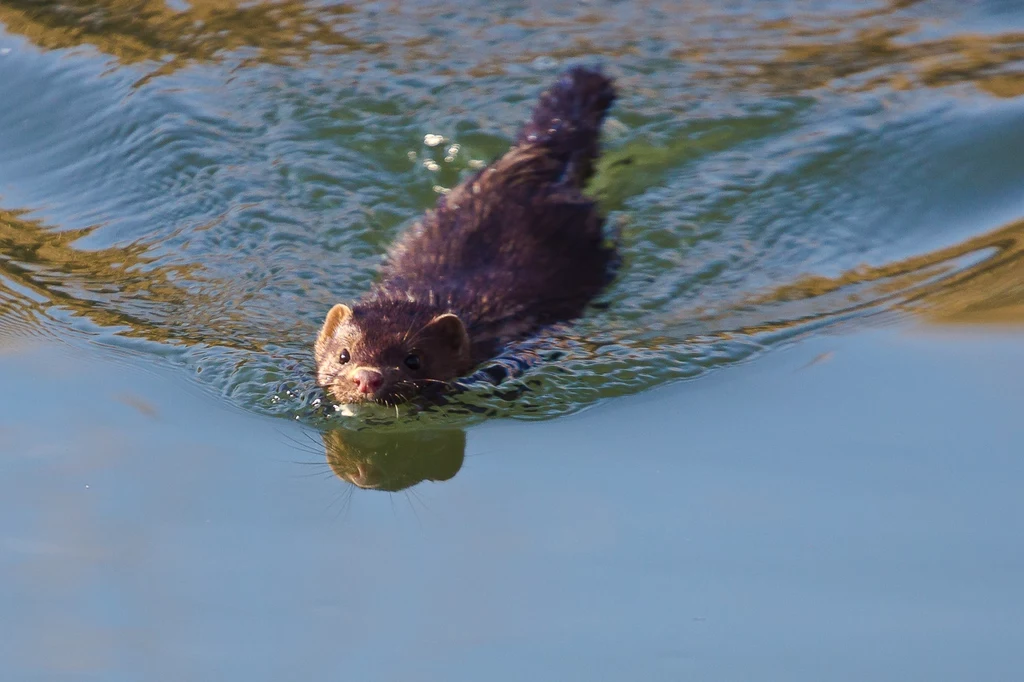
[0,1,1022,679]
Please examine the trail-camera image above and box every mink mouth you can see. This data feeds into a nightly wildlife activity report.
[327,385,412,407]
[327,378,453,408]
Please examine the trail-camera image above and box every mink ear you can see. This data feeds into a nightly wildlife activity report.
[317,304,352,347]
[424,313,469,353]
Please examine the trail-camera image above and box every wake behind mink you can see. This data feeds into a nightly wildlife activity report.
[315,67,618,405]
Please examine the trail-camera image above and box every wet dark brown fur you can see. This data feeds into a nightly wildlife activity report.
[316,67,618,404]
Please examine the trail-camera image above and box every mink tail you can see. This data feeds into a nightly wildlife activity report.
[516,66,616,188]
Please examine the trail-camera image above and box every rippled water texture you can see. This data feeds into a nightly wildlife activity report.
[0,0,1022,426]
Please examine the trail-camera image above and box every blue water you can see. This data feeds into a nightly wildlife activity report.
[0,1,1022,679]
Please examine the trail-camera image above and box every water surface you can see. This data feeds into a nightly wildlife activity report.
[0,0,1022,679]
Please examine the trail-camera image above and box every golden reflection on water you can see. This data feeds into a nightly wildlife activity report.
[686,15,1024,99]
[0,0,364,78]
[323,426,465,491]
[695,217,1024,334]
[0,1,1019,98]
[0,208,252,349]
[914,220,1024,326]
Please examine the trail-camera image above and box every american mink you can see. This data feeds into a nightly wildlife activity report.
[315,66,618,405]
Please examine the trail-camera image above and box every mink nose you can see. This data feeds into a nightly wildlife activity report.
[352,368,383,395]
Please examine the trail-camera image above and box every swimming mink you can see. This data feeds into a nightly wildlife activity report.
[315,67,618,405]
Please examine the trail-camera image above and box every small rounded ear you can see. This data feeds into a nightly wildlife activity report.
[317,304,352,346]
[424,313,469,353]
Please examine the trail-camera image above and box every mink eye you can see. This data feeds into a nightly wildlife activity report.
[339,349,351,364]
[404,353,421,370]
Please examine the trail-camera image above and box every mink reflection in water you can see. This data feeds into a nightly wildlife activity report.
[323,427,466,492]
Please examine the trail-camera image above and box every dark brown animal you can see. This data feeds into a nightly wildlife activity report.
[316,67,618,404]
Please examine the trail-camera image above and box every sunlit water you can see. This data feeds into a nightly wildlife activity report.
[2,1,1024,679]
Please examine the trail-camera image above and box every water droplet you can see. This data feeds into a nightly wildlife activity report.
[531,56,558,71]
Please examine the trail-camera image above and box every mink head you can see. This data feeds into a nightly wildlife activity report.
[314,301,473,405]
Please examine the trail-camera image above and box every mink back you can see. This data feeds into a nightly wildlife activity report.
[373,67,618,361]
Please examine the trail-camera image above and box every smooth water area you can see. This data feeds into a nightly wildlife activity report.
[0,0,1022,679]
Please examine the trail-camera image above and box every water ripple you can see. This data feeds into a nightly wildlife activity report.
[0,1,1022,426]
